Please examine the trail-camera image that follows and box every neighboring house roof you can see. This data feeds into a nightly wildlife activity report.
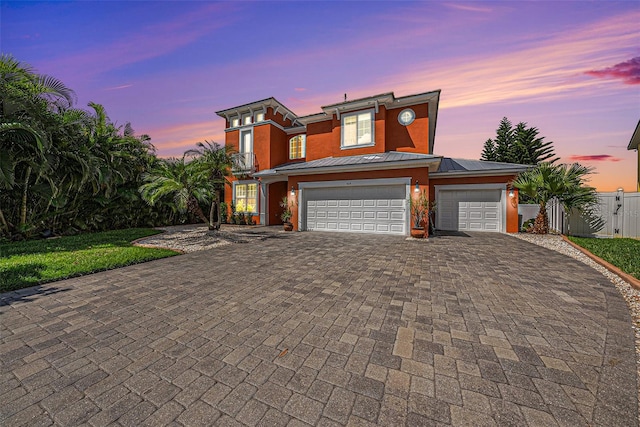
[431,158,530,177]
[254,151,442,180]
[628,120,640,150]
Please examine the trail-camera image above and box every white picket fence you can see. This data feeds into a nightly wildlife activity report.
[519,190,640,238]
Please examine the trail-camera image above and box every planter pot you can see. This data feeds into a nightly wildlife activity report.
[410,228,426,238]
[283,222,293,231]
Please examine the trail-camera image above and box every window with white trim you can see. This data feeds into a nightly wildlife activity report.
[242,114,252,125]
[230,117,239,127]
[234,182,257,213]
[289,135,306,159]
[255,112,265,122]
[342,110,374,148]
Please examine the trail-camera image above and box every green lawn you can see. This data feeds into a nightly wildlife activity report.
[0,229,178,292]
[568,236,640,280]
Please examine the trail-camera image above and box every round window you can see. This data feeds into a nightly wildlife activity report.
[398,108,415,126]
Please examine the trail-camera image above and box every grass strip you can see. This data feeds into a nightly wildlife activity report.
[567,236,640,280]
[0,228,178,292]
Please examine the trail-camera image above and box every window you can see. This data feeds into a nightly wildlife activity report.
[242,114,252,125]
[342,110,374,148]
[240,129,252,153]
[234,182,257,213]
[255,112,265,122]
[230,117,239,128]
[398,108,415,126]
[289,135,306,159]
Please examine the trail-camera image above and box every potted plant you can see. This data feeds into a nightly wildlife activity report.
[410,189,430,238]
[280,196,294,231]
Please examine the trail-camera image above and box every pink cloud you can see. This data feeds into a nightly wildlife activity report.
[568,154,622,162]
[39,3,238,82]
[585,57,640,85]
[104,84,133,91]
[374,11,640,109]
[444,3,493,13]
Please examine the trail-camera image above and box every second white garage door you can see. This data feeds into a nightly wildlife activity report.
[304,184,407,235]
[437,189,502,232]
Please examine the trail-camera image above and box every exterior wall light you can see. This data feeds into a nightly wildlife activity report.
[414,180,420,193]
[291,186,295,196]
[509,189,515,198]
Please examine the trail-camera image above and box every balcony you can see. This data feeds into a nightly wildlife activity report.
[232,152,257,175]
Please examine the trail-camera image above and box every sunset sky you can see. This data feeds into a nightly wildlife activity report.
[3,1,639,191]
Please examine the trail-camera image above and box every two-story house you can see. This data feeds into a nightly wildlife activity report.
[215,90,527,235]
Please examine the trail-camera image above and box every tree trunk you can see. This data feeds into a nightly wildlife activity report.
[187,195,209,225]
[213,191,221,231]
[0,207,9,235]
[208,192,221,231]
[532,202,549,234]
[20,166,32,229]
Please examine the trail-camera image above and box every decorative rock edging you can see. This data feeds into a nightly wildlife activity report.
[560,234,640,291]
[130,234,186,254]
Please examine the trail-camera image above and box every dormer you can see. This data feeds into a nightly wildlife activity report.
[216,97,300,130]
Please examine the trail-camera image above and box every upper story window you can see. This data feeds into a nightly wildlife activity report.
[398,108,415,126]
[342,110,374,148]
[289,135,306,159]
[255,112,265,122]
[242,114,252,125]
[230,117,240,127]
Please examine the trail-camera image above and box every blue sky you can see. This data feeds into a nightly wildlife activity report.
[3,0,639,190]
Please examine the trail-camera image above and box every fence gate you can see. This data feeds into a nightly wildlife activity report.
[519,191,640,238]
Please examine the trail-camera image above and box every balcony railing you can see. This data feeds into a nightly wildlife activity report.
[231,152,256,175]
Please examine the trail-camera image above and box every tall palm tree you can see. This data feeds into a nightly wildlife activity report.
[512,162,600,234]
[139,156,211,225]
[186,141,234,230]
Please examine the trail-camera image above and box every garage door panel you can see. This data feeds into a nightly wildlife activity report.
[377,211,390,220]
[438,189,502,233]
[305,185,407,235]
[390,211,404,220]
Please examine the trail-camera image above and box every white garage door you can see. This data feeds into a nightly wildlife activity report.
[438,189,502,232]
[305,185,407,235]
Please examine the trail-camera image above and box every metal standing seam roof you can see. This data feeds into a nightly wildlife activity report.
[435,158,530,173]
[253,154,531,178]
[277,151,437,170]
[253,151,440,176]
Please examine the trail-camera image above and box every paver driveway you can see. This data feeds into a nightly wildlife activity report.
[1,231,637,426]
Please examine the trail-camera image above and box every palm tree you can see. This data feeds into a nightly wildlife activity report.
[0,55,76,236]
[556,163,601,236]
[139,156,211,225]
[186,141,234,230]
[512,162,600,234]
